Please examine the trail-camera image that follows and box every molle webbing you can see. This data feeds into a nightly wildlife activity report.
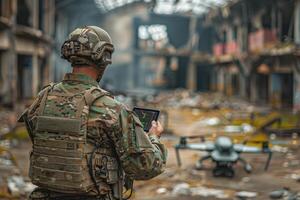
[30,85,109,194]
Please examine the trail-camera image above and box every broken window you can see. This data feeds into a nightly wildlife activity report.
[232,74,240,96]
[38,0,45,31]
[94,0,227,15]
[17,55,33,99]
[0,0,2,16]
[256,74,269,104]
[0,51,2,103]
[222,30,227,43]
[233,25,238,41]
[279,3,294,42]
[38,57,46,91]
[196,64,212,92]
[138,24,169,50]
[296,1,300,44]
[16,0,32,26]
[281,73,293,108]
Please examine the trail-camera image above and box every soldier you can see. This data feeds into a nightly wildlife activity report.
[18,26,167,200]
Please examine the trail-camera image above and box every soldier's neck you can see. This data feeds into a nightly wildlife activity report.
[72,66,98,81]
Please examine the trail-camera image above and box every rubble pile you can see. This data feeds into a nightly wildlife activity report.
[0,109,18,138]
[0,110,34,199]
[269,188,300,200]
[170,183,230,199]
[142,89,256,111]
[0,146,35,198]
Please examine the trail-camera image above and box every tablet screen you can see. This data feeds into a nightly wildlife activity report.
[133,107,160,132]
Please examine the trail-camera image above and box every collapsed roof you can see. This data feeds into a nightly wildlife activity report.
[94,0,228,15]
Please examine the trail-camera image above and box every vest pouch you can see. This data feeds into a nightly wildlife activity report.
[29,151,33,178]
[30,86,111,194]
[35,116,82,136]
[106,156,119,184]
[31,116,95,194]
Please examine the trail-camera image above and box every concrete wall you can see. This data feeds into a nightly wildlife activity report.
[294,59,300,111]
[100,4,148,90]
[0,0,55,106]
[295,0,300,44]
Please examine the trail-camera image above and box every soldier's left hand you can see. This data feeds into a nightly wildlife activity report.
[149,121,164,138]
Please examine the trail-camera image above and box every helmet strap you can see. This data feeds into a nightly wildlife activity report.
[95,65,106,82]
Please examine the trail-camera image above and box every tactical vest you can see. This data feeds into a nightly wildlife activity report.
[29,85,121,196]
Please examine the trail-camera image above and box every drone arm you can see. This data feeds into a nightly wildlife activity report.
[196,154,211,170]
[174,136,215,167]
[175,146,182,167]
[199,154,211,162]
[234,143,272,171]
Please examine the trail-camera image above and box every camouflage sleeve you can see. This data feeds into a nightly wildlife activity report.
[110,106,167,180]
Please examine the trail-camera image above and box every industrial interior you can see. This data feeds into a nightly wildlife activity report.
[0,0,300,199]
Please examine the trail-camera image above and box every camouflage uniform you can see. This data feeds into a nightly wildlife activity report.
[19,25,167,199]
[20,73,167,200]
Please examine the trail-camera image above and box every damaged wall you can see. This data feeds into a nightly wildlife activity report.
[0,0,55,107]
[293,59,300,111]
[200,0,300,109]
[100,3,148,90]
[295,0,300,44]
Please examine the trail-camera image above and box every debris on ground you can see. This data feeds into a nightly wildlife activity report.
[235,191,257,199]
[190,186,229,198]
[269,189,286,199]
[198,117,221,126]
[171,183,229,199]
[171,183,191,196]
[0,91,300,200]
[7,176,36,197]
[269,188,300,200]
[271,145,289,153]
[156,187,168,195]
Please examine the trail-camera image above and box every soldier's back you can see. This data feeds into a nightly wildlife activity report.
[28,73,123,200]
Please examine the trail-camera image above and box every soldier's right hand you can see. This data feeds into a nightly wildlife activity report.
[148,121,164,138]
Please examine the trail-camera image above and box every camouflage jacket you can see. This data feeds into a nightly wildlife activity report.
[23,73,167,186]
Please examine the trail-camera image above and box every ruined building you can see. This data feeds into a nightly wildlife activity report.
[0,0,55,107]
[195,0,300,110]
[1,0,298,111]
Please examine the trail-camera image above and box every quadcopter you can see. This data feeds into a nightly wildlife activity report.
[174,136,272,177]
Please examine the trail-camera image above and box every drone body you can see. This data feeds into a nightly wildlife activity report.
[175,136,272,177]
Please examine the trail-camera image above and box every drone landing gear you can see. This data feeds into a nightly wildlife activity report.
[238,157,252,173]
[213,163,235,177]
[195,155,211,170]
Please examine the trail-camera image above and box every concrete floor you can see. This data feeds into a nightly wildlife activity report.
[7,107,300,200]
[132,108,300,200]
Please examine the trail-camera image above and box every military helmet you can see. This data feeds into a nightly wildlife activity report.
[61,26,114,67]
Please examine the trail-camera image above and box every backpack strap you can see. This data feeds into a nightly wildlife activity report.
[38,83,56,116]
[75,86,109,118]
[81,86,111,196]
[84,86,110,106]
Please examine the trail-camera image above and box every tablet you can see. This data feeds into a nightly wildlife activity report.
[133,107,160,132]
